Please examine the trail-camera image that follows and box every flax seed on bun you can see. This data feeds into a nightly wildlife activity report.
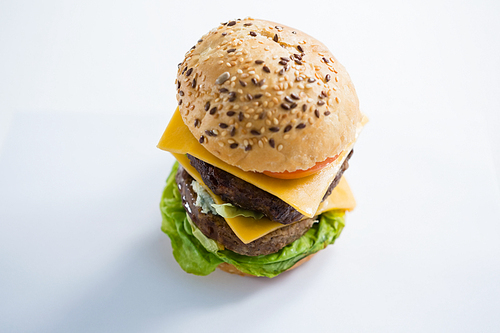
[175,18,362,173]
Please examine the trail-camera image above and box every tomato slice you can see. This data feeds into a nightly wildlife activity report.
[263,153,341,179]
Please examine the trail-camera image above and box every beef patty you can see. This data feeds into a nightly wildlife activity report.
[176,166,315,256]
[187,150,353,225]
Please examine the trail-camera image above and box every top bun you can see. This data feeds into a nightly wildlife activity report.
[175,18,361,173]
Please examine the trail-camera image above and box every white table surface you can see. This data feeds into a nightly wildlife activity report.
[1,1,500,332]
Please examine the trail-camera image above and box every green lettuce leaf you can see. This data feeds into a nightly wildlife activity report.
[211,203,264,220]
[160,163,222,275]
[160,162,346,278]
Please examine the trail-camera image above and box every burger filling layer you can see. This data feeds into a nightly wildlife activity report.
[176,166,315,256]
[187,150,353,225]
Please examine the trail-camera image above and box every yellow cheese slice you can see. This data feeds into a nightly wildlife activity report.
[173,153,355,244]
[317,177,356,212]
[158,108,363,217]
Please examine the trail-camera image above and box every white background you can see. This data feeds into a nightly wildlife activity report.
[1,1,500,332]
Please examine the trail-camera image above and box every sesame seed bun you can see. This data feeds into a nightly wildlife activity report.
[217,253,316,277]
[176,18,362,173]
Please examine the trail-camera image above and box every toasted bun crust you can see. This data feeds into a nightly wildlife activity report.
[217,253,316,277]
[176,18,361,172]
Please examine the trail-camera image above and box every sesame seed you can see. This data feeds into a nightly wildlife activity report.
[336,97,340,103]
[246,93,253,100]
[294,59,303,65]
[296,123,306,129]
[322,57,329,63]
[199,135,205,143]
[230,143,238,149]
[263,65,270,73]
[317,100,325,106]
[179,90,184,96]
[277,144,283,151]
[186,68,193,76]
[254,94,263,99]
[302,104,307,112]
[278,60,288,66]
[239,80,247,87]
[177,81,181,89]
[281,103,290,110]
[244,23,252,26]
[268,138,275,148]
[290,93,300,100]
[251,129,260,135]
[249,31,257,37]
[284,125,292,132]
[205,102,210,111]
[255,59,264,64]
[219,123,228,128]
[296,76,303,82]
[238,112,244,121]
[205,130,216,137]
[194,119,200,127]
[246,122,252,128]
[178,99,182,105]
[227,48,236,53]
[321,91,328,98]
[209,107,217,115]
[308,78,316,83]
[284,96,293,103]
[297,45,304,53]
[230,127,236,136]
[182,67,187,74]
[269,127,279,132]
[324,111,331,116]
[219,88,229,93]
[228,21,236,26]
[251,78,258,85]
[222,32,227,36]
[325,74,331,82]
[258,79,265,86]
[273,34,279,42]
[215,72,230,85]
[229,92,236,102]
[245,145,252,151]
[227,111,236,116]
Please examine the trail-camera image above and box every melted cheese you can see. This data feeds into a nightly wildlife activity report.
[158,108,362,217]
[173,153,355,244]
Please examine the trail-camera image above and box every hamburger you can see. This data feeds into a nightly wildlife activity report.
[158,18,366,278]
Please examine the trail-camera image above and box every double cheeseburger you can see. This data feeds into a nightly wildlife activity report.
[158,18,366,278]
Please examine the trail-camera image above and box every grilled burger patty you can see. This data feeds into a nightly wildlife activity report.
[175,166,315,256]
[187,150,353,225]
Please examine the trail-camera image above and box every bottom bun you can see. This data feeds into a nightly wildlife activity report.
[217,253,317,277]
